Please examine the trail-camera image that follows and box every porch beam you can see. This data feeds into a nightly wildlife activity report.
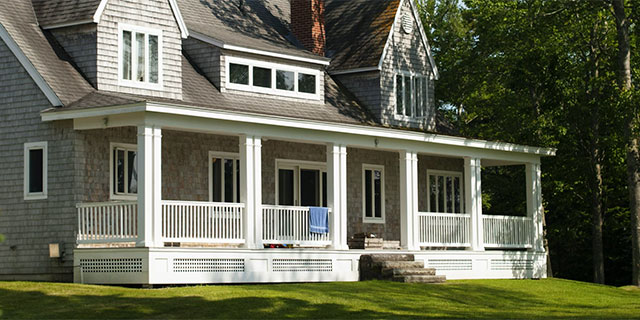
[464,157,484,251]
[400,151,419,250]
[327,143,348,250]
[136,125,162,247]
[526,163,545,252]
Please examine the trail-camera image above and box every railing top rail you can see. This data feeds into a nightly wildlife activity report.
[261,204,332,212]
[161,200,246,208]
[76,201,137,208]
[417,212,471,218]
[483,215,532,221]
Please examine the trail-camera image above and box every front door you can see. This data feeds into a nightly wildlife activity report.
[277,166,327,207]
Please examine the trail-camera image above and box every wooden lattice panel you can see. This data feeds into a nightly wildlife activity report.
[272,259,333,272]
[79,258,143,273]
[173,258,245,273]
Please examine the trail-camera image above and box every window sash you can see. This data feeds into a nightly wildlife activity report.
[276,163,327,207]
[396,73,429,119]
[113,147,137,196]
[120,26,161,87]
[427,172,463,213]
[363,166,384,221]
[211,156,240,203]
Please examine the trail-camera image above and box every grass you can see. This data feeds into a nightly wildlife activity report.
[0,278,639,319]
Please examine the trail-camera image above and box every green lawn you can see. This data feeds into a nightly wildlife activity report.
[0,279,639,319]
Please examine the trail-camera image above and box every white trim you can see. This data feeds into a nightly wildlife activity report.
[362,164,385,224]
[275,159,327,207]
[394,71,429,120]
[190,31,331,66]
[208,151,240,203]
[328,67,381,75]
[117,23,164,91]
[24,141,48,200]
[226,56,321,100]
[93,0,189,39]
[41,102,557,157]
[0,24,62,107]
[109,142,138,201]
[378,0,439,79]
[426,169,463,214]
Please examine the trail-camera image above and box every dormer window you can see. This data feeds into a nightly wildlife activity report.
[395,72,429,119]
[119,24,163,90]
[227,57,320,100]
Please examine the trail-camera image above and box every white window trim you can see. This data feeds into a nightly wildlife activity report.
[117,23,164,91]
[208,151,240,203]
[362,164,385,224]
[275,159,327,207]
[226,56,321,100]
[109,142,138,201]
[24,141,48,200]
[394,70,429,122]
[426,169,464,214]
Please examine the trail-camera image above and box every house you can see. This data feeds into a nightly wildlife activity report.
[0,0,555,285]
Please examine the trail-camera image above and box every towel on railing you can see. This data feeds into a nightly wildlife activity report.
[309,207,329,234]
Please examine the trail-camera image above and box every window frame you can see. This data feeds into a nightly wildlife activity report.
[208,151,241,203]
[394,71,430,121]
[426,169,464,214]
[362,164,385,224]
[225,56,321,100]
[109,142,138,201]
[23,141,48,200]
[117,23,164,91]
[275,159,327,207]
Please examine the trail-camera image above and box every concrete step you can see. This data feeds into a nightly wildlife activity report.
[393,275,447,283]
[361,254,415,263]
[378,261,424,269]
[382,267,436,277]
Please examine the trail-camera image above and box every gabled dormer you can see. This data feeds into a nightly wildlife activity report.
[326,0,439,131]
[36,0,188,100]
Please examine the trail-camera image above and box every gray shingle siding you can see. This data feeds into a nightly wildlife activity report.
[96,0,183,99]
[334,71,381,117]
[0,39,77,281]
[50,24,98,88]
[183,38,222,89]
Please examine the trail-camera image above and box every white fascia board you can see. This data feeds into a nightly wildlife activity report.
[329,66,381,75]
[93,0,188,39]
[41,101,556,157]
[0,23,63,107]
[189,30,331,66]
[93,0,109,23]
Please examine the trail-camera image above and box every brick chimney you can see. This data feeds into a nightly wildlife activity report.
[290,0,325,56]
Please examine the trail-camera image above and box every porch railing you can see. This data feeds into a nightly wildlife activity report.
[483,215,533,248]
[262,205,331,247]
[417,212,471,247]
[76,201,138,243]
[161,201,244,243]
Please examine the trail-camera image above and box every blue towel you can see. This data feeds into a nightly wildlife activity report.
[309,207,329,234]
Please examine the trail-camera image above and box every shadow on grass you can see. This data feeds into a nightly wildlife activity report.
[0,280,638,319]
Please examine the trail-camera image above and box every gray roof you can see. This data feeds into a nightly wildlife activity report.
[325,0,400,71]
[31,0,101,27]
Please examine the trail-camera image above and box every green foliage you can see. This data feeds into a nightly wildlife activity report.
[419,0,637,285]
[0,279,639,319]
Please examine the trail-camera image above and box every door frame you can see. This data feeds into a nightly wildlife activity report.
[275,159,327,206]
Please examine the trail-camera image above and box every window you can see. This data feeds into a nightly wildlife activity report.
[119,24,162,89]
[24,141,47,200]
[209,152,241,203]
[362,164,385,223]
[427,170,463,213]
[276,160,327,207]
[395,72,429,119]
[226,57,320,99]
[110,143,138,200]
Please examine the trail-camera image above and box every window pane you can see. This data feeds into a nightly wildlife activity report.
[364,170,372,217]
[300,169,319,207]
[415,77,423,117]
[116,150,125,194]
[253,66,272,88]
[422,77,428,117]
[374,170,382,218]
[278,169,295,205]
[454,177,461,213]
[122,31,132,80]
[136,33,145,82]
[229,63,249,85]
[28,149,43,193]
[276,70,294,91]
[396,74,403,115]
[446,176,453,213]
[212,158,222,202]
[298,73,316,94]
[128,150,137,194]
[429,175,437,212]
[236,159,240,203]
[224,159,234,202]
[437,176,445,212]
[148,35,158,84]
[404,76,412,116]
[322,172,327,207]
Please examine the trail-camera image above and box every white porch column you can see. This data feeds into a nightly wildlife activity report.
[327,143,348,250]
[253,137,263,249]
[400,151,419,250]
[464,157,484,251]
[240,135,257,249]
[526,162,545,252]
[136,124,161,247]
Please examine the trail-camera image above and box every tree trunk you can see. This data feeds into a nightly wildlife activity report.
[612,0,639,286]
